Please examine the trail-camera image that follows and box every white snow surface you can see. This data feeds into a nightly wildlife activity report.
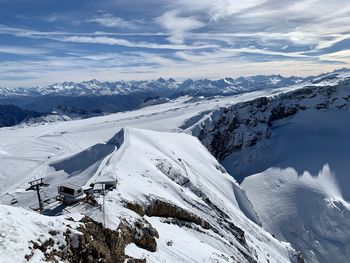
[0,126,298,262]
[240,109,350,263]
[55,127,297,262]
[2,68,347,197]
[0,90,293,197]
[1,70,350,262]
[0,204,82,262]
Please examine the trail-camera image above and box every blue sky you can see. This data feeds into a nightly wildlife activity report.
[1,0,350,87]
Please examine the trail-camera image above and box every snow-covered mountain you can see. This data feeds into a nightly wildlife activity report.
[189,69,350,263]
[2,70,347,119]
[1,68,350,262]
[174,75,306,97]
[0,78,179,115]
[0,104,44,127]
[0,128,303,262]
[0,75,305,98]
[0,78,176,97]
[190,69,350,165]
[0,74,310,121]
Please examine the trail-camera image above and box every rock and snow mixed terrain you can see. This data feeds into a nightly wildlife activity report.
[0,128,301,263]
[0,205,83,262]
[189,70,350,263]
[0,69,350,262]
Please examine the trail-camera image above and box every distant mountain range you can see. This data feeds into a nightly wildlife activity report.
[0,68,349,126]
[0,75,306,98]
[0,74,309,116]
[2,68,350,99]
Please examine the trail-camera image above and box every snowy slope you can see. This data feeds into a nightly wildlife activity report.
[0,128,302,262]
[187,71,350,263]
[0,90,295,197]
[190,70,350,165]
[241,109,350,263]
[1,69,350,262]
[50,128,301,262]
[0,204,83,262]
[0,69,348,208]
[0,84,310,262]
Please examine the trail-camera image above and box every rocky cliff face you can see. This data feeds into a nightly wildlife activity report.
[61,216,158,263]
[191,79,350,162]
[24,215,158,263]
[0,104,44,127]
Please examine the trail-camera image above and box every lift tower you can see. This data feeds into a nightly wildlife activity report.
[26,178,49,212]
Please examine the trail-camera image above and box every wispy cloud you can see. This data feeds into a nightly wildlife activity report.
[0,52,343,87]
[42,13,68,23]
[0,46,49,55]
[87,13,136,28]
[319,50,350,64]
[156,11,204,44]
[0,0,350,86]
[55,35,217,50]
[0,25,217,50]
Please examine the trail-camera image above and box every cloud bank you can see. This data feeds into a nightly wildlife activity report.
[0,0,349,86]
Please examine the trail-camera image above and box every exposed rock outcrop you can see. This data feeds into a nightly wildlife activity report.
[192,80,350,161]
[0,104,44,127]
[126,199,211,230]
[125,197,249,250]
[31,216,158,263]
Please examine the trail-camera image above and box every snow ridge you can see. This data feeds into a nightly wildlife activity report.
[2,127,301,262]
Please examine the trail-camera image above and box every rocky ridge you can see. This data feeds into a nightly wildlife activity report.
[191,78,350,162]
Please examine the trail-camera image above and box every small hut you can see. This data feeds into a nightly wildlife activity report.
[58,183,84,203]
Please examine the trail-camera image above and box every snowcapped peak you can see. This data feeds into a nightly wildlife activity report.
[332,67,350,74]
[82,79,101,85]
[60,81,76,86]
[182,78,194,85]
[224,77,234,83]
[1,68,349,100]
